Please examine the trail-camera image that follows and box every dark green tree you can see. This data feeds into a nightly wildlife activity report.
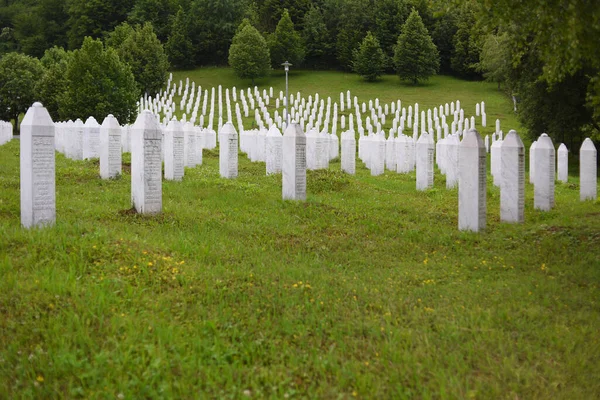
[0,52,44,129]
[228,20,270,84]
[431,9,458,74]
[66,0,135,49]
[450,3,482,79]
[393,9,439,84]
[352,31,386,81]
[302,5,333,69]
[335,0,373,71]
[59,37,138,123]
[257,0,312,32]
[165,7,195,69]
[37,46,72,120]
[128,0,178,42]
[373,0,410,62]
[478,31,511,89]
[268,8,305,67]
[109,22,169,95]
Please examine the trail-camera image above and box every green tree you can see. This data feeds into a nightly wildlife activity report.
[37,46,72,120]
[450,3,482,79]
[110,22,169,95]
[128,0,178,42]
[268,8,305,68]
[66,0,135,49]
[0,52,44,130]
[228,20,270,85]
[373,0,410,62]
[335,0,373,71]
[393,9,439,84]
[431,9,458,74]
[352,31,386,81]
[302,5,333,69]
[59,37,138,123]
[478,31,511,89]
[165,7,195,69]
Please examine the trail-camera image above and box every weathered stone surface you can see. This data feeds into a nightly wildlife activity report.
[458,128,486,232]
[500,130,525,223]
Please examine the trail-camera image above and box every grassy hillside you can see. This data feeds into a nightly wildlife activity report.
[0,70,598,398]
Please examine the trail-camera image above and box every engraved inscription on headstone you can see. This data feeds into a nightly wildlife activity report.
[458,128,486,232]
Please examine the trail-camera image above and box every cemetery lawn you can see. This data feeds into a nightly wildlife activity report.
[1,69,599,398]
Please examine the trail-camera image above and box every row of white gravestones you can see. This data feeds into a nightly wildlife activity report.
[0,120,13,145]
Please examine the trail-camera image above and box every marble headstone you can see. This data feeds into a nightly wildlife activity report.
[500,130,525,223]
[416,132,434,190]
[557,143,568,183]
[533,133,555,211]
[83,116,100,160]
[580,138,597,201]
[282,123,307,201]
[266,125,283,175]
[99,114,122,179]
[20,103,56,228]
[131,111,162,214]
[458,129,486,232]
[219,122,238,179]
[341,130,356,174]
[164,119,185,181]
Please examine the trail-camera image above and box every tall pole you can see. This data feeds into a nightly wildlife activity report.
[282,61,292,128]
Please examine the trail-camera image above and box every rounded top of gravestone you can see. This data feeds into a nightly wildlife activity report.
[74,119,84,126]
[132,110,160,138]
[558,143,568,152]
[84,116,99,126]
[21,102,54,128]
[101,114,120,130]
[284,122,305,138]
[461,128,484,148]
[267,125,282,137]
[166,118,183,131]
[219,121,237,136]
[536,133,554,149]
[581,137,597,152]
[502,130,524,149]
[417,132,429,143]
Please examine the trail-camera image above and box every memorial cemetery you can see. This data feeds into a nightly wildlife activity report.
[0,0,599,397]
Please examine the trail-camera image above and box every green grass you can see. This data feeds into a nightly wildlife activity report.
[168,68,522,144]
[1,69,599,398]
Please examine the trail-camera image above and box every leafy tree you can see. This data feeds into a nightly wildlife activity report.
[478,31,511,89]
[335,0,373,71]
[228,20,270,84]
[165,7,195,69]
[257,0,312,32]
[128,0,178,42]
[450,3,482,79]
[268,8,305,68]
[373,0,410,62]
[105,21,134,48]
[431,9,458,74]
[0,52,44,130]
[188,0,246,65]
[110,22,169,95]
[37,46,71,120]
[59,37,138,123]
[302,5,333,69]
[352,31,386,81]
[66,0,135,49]
[393,9,439,84]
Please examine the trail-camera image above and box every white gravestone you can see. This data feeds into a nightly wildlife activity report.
[282,123,307,201]
[71,119,84,160]
[416,132,434,190]
[20,103,56,228]
[131,111,162,214]
[341,130,356,174]
[184,122,197,168]
[491,139,503,187]
[99,115,122,179]
[533,133,555,211]
[500,130,525,223]
[529,140,537,184]
[446,134,460,189]
[83,116,100,160]
[266,125,283,175]
[458,128,486,232]
[219,122,238,179]
[579,138,597,201]
[557,143,568,183]
[164,119,185,181]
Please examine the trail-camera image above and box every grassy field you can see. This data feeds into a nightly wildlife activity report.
[1,70,599,398]
[168,68,523,144]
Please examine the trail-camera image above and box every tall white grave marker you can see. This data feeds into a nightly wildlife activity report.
[99,114,122,179]
[20,103,55,228]
[164,119,184,181]
[266,125,283,175]
[500,130,525,223]
[131,111,162,214]
[458,129,486,232]
[580,138,597,201]
[557,143,568,183]
[219,122,238,179]
[282,123,307,201]
[416,132,434,190]
[533,133,555,211]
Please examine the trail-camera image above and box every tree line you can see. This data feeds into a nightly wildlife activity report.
[0,0,598,147]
